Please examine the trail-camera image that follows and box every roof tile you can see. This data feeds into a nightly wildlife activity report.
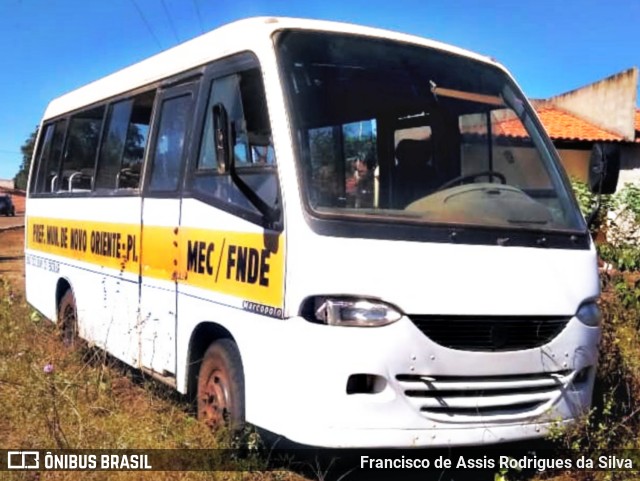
[496,107,624,142]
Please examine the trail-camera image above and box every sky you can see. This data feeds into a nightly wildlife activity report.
[0,0,638,181]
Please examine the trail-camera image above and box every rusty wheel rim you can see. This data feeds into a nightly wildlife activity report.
[201,368,231,430]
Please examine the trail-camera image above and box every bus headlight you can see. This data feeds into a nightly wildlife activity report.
[303,297,403,327]
[576,302,601,327]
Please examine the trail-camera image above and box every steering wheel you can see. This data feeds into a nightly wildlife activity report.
[436,170,507,192]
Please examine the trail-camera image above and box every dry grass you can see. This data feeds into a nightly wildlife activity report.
[0,228,307,481]
[532,271,640,481]
[0,228,24,286]
[5,224,640,481]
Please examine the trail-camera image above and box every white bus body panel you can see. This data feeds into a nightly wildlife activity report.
[139,198,180,375]
[242,231,599,447]
[174,198,286,392]
[25,197,141,365]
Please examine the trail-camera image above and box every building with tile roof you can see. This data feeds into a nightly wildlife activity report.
[529,68,639,191]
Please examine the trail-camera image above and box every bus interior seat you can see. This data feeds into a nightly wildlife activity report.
[394,139,437,208]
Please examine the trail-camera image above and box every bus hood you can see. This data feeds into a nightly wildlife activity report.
[284,233,599,317]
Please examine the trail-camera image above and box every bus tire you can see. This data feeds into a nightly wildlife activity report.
[197,338,245,433]
[58,289,78,348]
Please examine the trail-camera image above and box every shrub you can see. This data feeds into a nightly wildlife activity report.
[571,180,640,271]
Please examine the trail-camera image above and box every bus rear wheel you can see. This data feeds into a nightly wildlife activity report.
[58,289,78,348]
[197,339,245,432]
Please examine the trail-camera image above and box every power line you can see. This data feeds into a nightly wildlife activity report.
[160,0,180,43]
[129,0,163,50]
[191,0,205,34]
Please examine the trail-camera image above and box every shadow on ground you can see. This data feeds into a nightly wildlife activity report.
[258,433,554,481]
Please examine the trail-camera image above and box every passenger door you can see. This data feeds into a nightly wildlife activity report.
[138,81,198,376]
[92,92,154,364]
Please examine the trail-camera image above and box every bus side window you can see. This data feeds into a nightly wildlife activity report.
[148,94,192,193]
[95,90,155,191]
[32,120,66,193]
[193,68,278,219]
[31,123,55,194]
[61,106,105,192]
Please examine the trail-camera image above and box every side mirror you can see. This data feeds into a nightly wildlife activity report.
[211,101,281,228]
[588,143,620,195]
[212,103,229,173]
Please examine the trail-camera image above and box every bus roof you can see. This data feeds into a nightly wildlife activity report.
[42,16,501,121]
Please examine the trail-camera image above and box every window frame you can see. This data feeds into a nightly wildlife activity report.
[94,98,136,192]
[28,52,279,216]
[184,52,283,230]
[91,86,159,196]
[59,104,107,193]
[142,81,199,198]
[28,83,165,199]
[29,122,55,194]
[30,119,69,195]
[275,29,589,249]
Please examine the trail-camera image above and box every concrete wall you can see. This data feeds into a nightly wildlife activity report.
[556,146,640,191]
[619,144,640,189]
[556,149,591,182]
[460,144,622,189]
[547,68,638,141]
[0,179,14,189]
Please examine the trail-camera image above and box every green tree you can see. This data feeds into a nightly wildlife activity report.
[13,127,38,190]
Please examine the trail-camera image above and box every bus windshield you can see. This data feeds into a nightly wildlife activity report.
[277,31,585,233]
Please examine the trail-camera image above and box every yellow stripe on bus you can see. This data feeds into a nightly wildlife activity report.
[26,217,141,274]
[176,226,284,307]
[26,217,284,309]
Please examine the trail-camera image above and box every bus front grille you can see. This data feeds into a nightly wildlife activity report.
[408,315,570,351]
[396,370,572,422]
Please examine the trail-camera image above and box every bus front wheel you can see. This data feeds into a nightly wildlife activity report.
[197,339,245,432]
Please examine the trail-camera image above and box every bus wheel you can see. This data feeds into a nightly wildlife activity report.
[197,339,245,432]
[58,289,78,348]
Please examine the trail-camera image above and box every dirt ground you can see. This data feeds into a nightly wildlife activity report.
[0,227,25,288]
[0,212,24,229]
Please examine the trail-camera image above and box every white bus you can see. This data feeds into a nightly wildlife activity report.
[25,17,602,448]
